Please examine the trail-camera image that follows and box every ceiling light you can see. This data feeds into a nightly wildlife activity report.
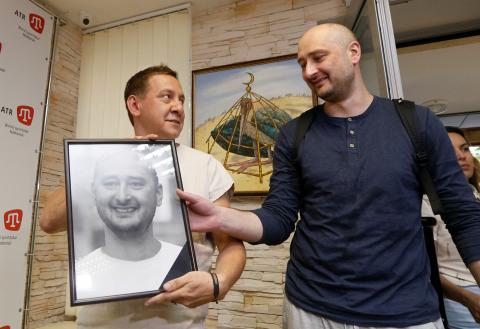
[421,99,448,114]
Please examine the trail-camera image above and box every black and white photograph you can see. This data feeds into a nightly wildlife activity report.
[64,140,197,305]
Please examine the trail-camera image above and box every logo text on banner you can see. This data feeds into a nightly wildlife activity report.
[4,209,23,231]
[29,13,44,34]
[17,105,34,126]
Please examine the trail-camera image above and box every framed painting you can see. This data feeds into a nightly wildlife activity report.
[192,54,317,195]
[64,139,197,305]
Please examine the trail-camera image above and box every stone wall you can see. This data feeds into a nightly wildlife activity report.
[27,20,81,329]
[192,0,346,70]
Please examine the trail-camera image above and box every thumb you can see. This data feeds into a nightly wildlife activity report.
[162,275,187,292]
[177,189,201,203]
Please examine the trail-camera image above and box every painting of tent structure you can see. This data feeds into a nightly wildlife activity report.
[193,55,315,195]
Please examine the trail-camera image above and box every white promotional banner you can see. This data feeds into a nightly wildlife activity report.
[0,0,55,328]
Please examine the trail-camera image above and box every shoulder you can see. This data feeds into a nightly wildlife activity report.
[279,105,322,141]
[176,144,227,171]
[176,144,233,199]
[374,96,436,127]
[176,144,213,161]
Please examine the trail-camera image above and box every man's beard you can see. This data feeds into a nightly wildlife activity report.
[317,70,354,103]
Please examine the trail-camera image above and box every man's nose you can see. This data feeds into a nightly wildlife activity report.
[304,60,318,79]
[171,98,184,112]
[115,183,131,202]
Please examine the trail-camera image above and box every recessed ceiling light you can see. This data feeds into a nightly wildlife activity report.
[421,99,448,114]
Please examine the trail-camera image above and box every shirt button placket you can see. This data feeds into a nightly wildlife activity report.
[347,118,357,153]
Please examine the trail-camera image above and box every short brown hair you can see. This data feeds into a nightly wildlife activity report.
[124,65,178,125]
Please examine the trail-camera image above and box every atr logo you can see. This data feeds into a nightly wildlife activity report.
[17,105,34,126]
[4,209,23,231]
[0,326,11,329]
[29,13,44,34]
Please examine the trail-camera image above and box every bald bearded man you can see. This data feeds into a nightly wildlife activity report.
[176,23,480,329]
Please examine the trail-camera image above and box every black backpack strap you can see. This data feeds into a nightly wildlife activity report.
[393,98,444,215]
[292,105,319,167]
[394,98,449,328]
[422,216,449,329]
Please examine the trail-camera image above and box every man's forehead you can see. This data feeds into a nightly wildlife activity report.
[95,151,150,174]
[299,30,338,51]
[148,74,183,92]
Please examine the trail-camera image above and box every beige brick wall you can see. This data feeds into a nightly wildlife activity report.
[28,20,81,329]
[192,0,346,70]
[27,1,347,328]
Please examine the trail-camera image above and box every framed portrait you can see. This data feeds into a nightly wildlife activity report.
[64,139,197,306]
[192,54,317,195]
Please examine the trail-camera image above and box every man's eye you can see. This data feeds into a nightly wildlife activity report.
[129,180,146,189]
[102,181,119,189]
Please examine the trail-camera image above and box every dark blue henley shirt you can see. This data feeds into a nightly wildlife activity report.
[252,96,480,326]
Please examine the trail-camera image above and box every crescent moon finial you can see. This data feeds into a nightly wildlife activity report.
[243,72,254,91]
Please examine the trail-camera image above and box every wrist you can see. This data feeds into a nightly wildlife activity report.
[210,272,220,303]
[216,206,228,233]
[461,289,476,307]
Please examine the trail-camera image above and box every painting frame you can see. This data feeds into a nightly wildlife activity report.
[192,54,317,195]
[64,139,197,306]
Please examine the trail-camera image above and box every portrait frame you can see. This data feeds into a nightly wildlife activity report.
[64,139,197,306]
[192,54,317,195]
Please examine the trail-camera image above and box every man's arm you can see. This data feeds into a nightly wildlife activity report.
[176,189,263,243]
[440,273,480,322]
[468,260,480,286]
[145,192,247,308]
[39,187,68,233]
[209,194,246,301]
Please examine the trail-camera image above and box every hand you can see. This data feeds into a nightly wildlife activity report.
[144,271,218,308]
[134,134,159,140]
[177,189,222,232]
[465,291,480,323]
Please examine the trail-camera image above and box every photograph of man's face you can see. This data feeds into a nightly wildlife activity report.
[92,150,163,236]
[65,142,194,303]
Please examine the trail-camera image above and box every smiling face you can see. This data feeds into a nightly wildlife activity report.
[448,132,475,180]
[128,73,185,139]
[297,24,360,102]
[92,151,162,236]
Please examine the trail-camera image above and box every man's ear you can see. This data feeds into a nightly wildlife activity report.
[127,95,142,119]
[349,40,361,65]
[156,184,163,207]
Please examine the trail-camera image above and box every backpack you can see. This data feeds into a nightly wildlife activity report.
[291,98,448,328]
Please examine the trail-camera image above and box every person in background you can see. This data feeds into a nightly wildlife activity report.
[40,65,246,329]
[423,126,480,328]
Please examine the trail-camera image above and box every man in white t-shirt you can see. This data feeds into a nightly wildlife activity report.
[75,149,182,300]
[40,65,246,329]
